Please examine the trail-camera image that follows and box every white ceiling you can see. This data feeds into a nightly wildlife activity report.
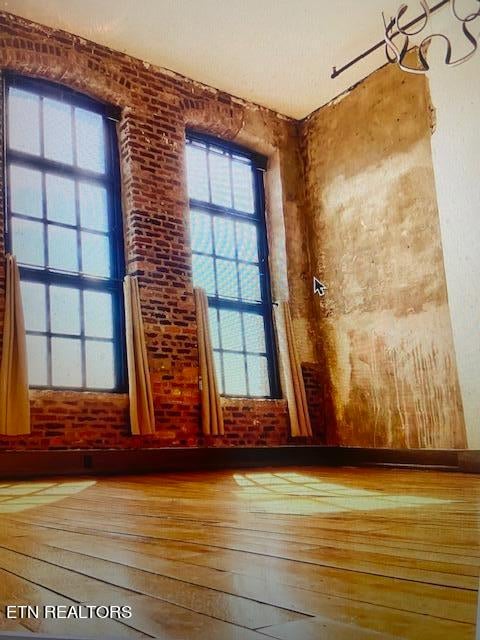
[3,0,410,118]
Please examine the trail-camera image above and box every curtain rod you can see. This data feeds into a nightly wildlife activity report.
[331,0,450,78]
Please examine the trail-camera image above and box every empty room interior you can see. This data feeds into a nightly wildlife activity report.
[0,1,479,639]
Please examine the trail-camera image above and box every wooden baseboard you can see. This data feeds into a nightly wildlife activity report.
[0,446,478,479]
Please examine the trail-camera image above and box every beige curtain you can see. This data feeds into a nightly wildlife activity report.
[0,255,30,435]
[124,275,155,435]
[275,301,312,437]
[194,287,224,436]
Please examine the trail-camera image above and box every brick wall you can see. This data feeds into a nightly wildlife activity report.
[0,11,326,450]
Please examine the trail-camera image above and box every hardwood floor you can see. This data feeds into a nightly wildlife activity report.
[0,466,478,639]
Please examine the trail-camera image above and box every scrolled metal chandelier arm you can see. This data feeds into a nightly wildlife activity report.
[396,1,431,35]
[383,0,480,74]
[450,0,480,23]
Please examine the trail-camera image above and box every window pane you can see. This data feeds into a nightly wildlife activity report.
[219,309,243,351]
[86,340,115,389]
[192,254,215,295]
[79,182,108,231]
[232,160,254,213]
[190,210,212,254]
[213,217,236,258]
[43,98,73,164]
[223,352,247,396]
[209,152,232,207]
[216,258,238,298]
[81,232,110,277]
[8,88,40,155]
[239,263,261,301]
[50,285,81,335]
[213,350,224,394]
[84,290,113,338]
[21,281,47,332]
[26,335,48,386]
[10,166,43,219]
[46,174,76,225]
[236,222,259,262]
[208,307,220,349]
[75,107,105,173]
[7,81,122,393]
[247,355,270,397]
[11,218,45,267]
[51,337,82,387]
[243,313,266,353]
[48,225,79,272]
[186,145,209,201]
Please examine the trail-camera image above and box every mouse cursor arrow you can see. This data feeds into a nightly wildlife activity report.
[313,277,327,297]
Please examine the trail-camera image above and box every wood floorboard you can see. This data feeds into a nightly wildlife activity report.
[0,466,478,639]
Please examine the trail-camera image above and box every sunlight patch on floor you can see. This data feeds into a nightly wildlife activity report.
[0,480,96,513]
[233,472,452,515]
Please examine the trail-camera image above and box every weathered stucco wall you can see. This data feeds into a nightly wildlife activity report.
[301,62,467,448]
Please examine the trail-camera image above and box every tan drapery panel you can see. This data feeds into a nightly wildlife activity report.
[194,287,224,436]
[0,254,30,435]
[124,275,155,435]
[275,301,313,437]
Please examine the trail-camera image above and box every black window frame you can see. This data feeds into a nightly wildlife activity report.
[2,73,127,392]
[186,130,280,399]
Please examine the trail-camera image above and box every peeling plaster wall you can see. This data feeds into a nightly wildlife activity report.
[301,62,467,449]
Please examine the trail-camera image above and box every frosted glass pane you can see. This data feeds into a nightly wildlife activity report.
[48,225,79,272]
[247,355,270,397]
[190,210,212,254]
[11,218,45,267]
[209,152,232,207]
[8,88,40,155]
[186,145,209,201]
[213,350,223,394]
[26,335,48,386]
[216,258,238,298]
[10,166,43,218]
[86,340,115,389]
[239,263,261,301]
[236,222,259,262]
[75,107,105,173]
[79,182,108,231]
[81,232,110,277]
[232,160,254,213]
[243,313,266,353]
[43,98,73,164]
[223,352,247,396]
[51,337,82,388]
[213,217,236,258]
[192,254,215,295]
[219,309,243,351]
[50,286,81,335]
[21,281,47,332]
[84,290,113,338]
[208,307,220,349]
[46,174,76,225]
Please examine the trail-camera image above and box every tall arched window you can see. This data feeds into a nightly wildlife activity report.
[186,132,280,398]
[4,74,126,391]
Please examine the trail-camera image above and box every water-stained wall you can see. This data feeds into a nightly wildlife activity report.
[301,62,467,448]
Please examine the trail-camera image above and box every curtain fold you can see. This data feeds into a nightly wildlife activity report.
[124,275,155,435]
[194,287,224,436]
[275,301,313,437]
[0,254,30,435]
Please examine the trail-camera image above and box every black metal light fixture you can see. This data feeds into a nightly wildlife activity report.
[331,0,480,79]
[384,0,480,73]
